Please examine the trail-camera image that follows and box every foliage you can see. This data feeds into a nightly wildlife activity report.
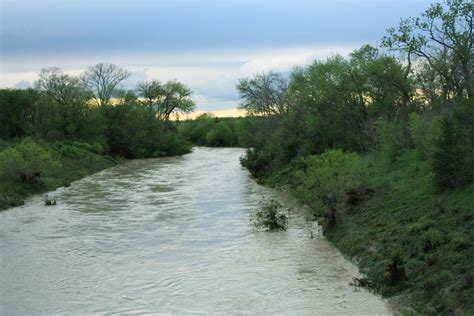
[293,150,368,228]
[237,72,290,116]
[326,150,474,314]
[433,101,474,190]
[373,118,406,163]
[408,112,443,159]
[251,198,288,231]
[0,138,58,186]
[0,88,39,139]
[82,62,131,107]
[0,140,116,211]
[382,0,473,99]
[178,115,254,148]
[137,80,195,120]
[101,103,190,158]
[205,122,236,147]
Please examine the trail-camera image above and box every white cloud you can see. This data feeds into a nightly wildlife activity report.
[0,45,357,111]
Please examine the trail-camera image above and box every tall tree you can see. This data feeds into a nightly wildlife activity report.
[0,89,39,138]
[237,72,290,117]
[136,80,163,107]
[82,62,131,107]
[137,80,195,121]
[35,68,97,139]
[36,67,88,106]
[382,0,473,99]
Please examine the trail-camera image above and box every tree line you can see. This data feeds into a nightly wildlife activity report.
[237,0,473,191]
[0,62,195,158]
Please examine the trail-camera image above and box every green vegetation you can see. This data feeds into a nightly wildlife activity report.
[0,62,195,210]
[237,0,473,313]
[0,139,116,210]
[251,198,288,231]
[178,113,259,147]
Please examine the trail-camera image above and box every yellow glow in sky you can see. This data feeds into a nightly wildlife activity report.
[172,108,247,121]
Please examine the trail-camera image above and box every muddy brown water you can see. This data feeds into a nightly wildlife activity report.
[0,147,392,315]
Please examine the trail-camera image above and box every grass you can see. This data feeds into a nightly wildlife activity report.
[260,149,474,314]
[0,140,117,211]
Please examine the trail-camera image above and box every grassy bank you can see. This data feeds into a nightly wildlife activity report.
[328,152,474,314]
[0,139,117,210]
[253,148,474,314]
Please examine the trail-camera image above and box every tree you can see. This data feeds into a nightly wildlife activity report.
[35,68,93,139]
[433,101,474,190]
[136,80,162,107]
[287,55,373,152]
[382,0,473,99]
[36,67,89,106]
[136,80,195,121]
[0,89,39,138]
[237,71,290,116]
[82,62,131,106]
[113,88,139,106]
[349,45,414,122]
[205,121,236,146]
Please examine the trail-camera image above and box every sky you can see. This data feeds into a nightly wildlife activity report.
[0,0,433,112]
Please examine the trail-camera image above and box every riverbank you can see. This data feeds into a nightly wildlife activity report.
[249,148,474,314]
[0,139,118,211]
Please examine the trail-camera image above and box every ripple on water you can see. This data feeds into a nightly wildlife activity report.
[0,147,392,315]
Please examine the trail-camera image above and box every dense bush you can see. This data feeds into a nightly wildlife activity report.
[178,114,253,148]
[0,88,39,139]
[433,102,474,190]
[0,138,59,186]
[205,121,236,146]
[0,139,117,210]
[102,103,190,158]
[293,150,368,227]
[251,198,288,231]
[408,112,442,159]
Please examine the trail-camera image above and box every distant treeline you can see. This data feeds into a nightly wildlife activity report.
[233,0,473,314]
[178,114,260,148]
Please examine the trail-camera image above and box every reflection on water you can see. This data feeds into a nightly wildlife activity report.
[0,147,392,314]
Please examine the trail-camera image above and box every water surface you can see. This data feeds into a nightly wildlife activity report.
[0,147,391,314]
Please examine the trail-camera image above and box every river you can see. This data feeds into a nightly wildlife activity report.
[0,147,391,315]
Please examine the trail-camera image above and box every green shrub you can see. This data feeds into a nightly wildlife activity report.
[205,122,236,147]
[294,149,368,227]
[433,102,474,190]
[153,132,191,157]
[240,147,275,179]
[409,112,442,159]
[0,139,59,186]
[374,118,405,163]
[251,198,288,231]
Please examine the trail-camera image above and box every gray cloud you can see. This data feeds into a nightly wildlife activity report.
[1,0,434,111]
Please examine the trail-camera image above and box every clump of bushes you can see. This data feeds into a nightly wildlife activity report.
[0,138,59,186]
[293,149,369,228]
[251,198,288,231]
[178,114,255,148]
[0,139,117,211]
[205,121,236,146]
[432,102,474,190]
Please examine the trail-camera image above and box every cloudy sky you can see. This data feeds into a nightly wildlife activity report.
[1,0,432,111]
